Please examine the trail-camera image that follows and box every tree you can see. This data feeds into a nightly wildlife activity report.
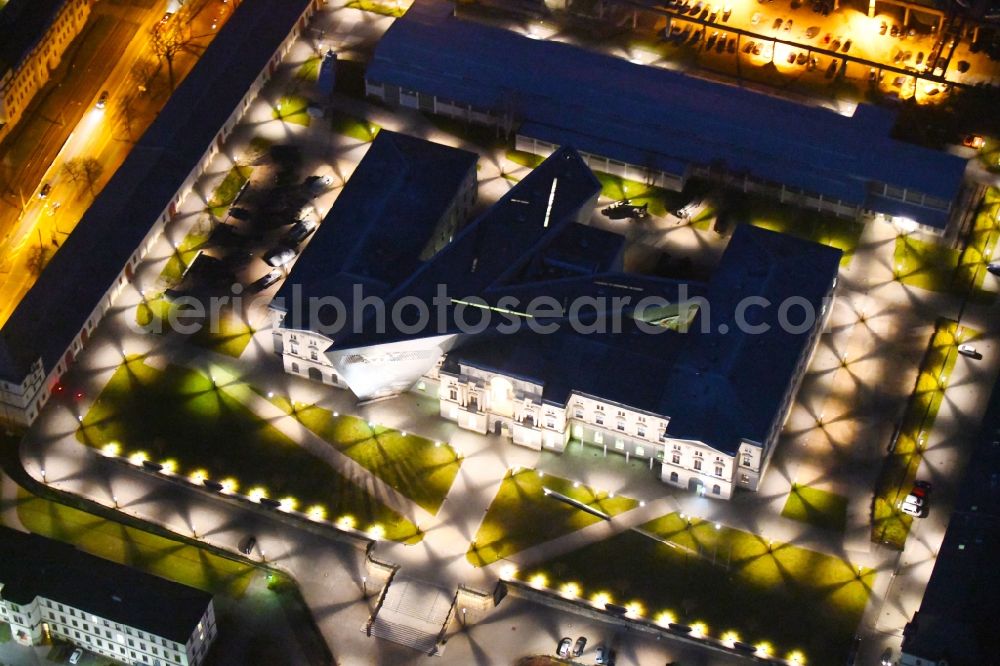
[61,157,104,199]
[149,19,193,92]
[26,244,54,277]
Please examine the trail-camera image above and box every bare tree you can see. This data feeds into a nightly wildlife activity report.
[61,157,104,199]
[149,19,193,93]
[131,56,158,95]
[26,244,54,277]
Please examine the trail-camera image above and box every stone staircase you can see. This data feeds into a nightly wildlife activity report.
[366,577,455,656]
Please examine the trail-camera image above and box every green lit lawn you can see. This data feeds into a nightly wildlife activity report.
[78,358,421,543]
[296,56,321,83]
[270,401,461,515]
[329,110,380,142]
[161,230,209,286]
[135,295,173,331]
[954,192,1000,298]
[207,165,253,217]
[346,0,407,17]
[189,308,256,358]
[16,488,255,598]
[894,235,961,292]
[273,95,312,127]
[872,319,976,548]
[748,201,863,267]
[529,513,873,665]
[468,468,638,567]
[781,484,848,532]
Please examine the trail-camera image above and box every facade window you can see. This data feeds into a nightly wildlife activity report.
[715,465,724,477]
[546,420,555,429]
[595,416,604,426]
[291,362,299,373]
[672,453,680,464]
[574,408,583,419]
[635,446,644,457]
[617,421,625,431]
[449,388,457,401]
[712,484,721,495]
[594,431,603,444]
[742,453,753,467]
[637,428,645,438]
[694,459,702,471]
[310,350,318,361]
[740,473,750,484]
[614,439,625,450]
[670,471,678,482]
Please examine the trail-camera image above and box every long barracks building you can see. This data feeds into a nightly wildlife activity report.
[365,0,968,235]
[272,138,841,500]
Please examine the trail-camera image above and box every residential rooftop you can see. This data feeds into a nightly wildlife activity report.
[0,527,213,643]
[367,0,966,229]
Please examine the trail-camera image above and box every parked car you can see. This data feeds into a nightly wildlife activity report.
[595,645,610,664]
[751,11,761,24]
[305,174,335,196]
[283,218,318,245]
[881,647,894,665]
[772,17,782,29]
[264,247,296,268]
[249,269,282,292]
[987,262,1000,276]
[602,199,648,219]
[842,38,852,52]
[39,182,52,199]
[900,498,923,516]
[783,18,792,30]
[572,636,587,657]
[911,480,932,498]
[239,535,257,555]
[805,26,820,38]
[958,344,982,360]
[904,493,925,507]
[69,649,84,665]
[228,206,252,220]
[556,637,572,657]
[96,90,109,109]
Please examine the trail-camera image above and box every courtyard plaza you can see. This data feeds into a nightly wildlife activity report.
[11,0,1000,663]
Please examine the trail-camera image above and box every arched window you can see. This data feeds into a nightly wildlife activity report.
[670,472,679,483]
[712,484,721,495]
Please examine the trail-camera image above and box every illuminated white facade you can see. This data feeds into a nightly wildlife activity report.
[0,593,215,666]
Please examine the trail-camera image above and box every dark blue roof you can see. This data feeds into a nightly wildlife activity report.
[445,224,842,455]
[274,129,478,325]
[329,145,602,347]
[0,0,312,382]
[368,0,965,226]
[0,526,213,643]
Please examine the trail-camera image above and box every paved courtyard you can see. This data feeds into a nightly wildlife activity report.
[9,1,1000,664]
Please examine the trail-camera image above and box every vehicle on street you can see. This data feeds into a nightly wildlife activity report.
[602,199,649,219]
[822,32,831,44]
[283,217,319,245]
[904,493,924,507]
[305,173,335,196]
[958,344,982,360]
[911,480,932,498]
[826,60,838,77]
[689,1,703,14]
[901,498,923,516]
[842,39,852,52]
[556,637,572,657]
[228,206,252,221]
[673,197,704,219]
[957,60,970,72]
[881,648,894,665]
[249,269,282,292]
[239,535,257,555]
[916,51,924,65]
[751,11,761,24]
[722,6,732,20]
[221,250,255,270]
[39,183,52,199]
[595,645,609,664]
[69,649,84,665]
[572,636,587,657]
[805,26,819,38]
[773,17,782,29]
[784,19,792,30]
[987,261,1000,276]
[96,90,109,110]
[787,51,796,63]
[264,246,296,268]
[831,38,841,50]
[890,24,899,37]
[743,40,756,53]
[161,11,173,23]
[727,37,737,52]
[796,52,808,65]
[880,20,888,35]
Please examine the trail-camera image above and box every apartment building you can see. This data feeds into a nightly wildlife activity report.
[0,0,91,140]
[0,527,216,665]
